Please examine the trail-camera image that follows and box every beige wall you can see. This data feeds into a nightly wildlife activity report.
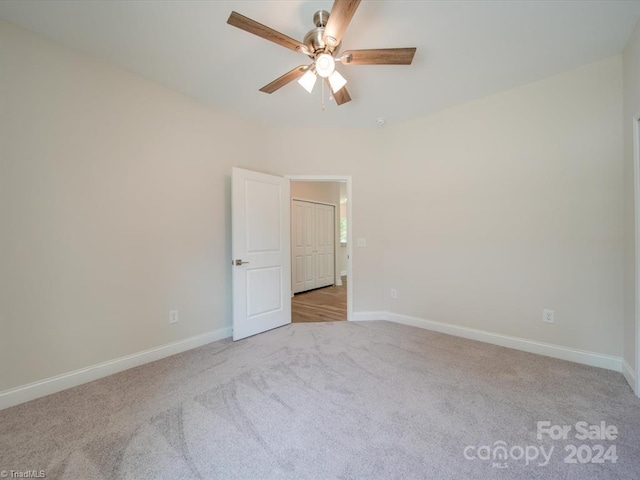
[381,56,624,356]
[291,181,340,206]
[0,17,631,393]
[623,19,640,374]
[0,21,265,390]
[266,128,384,312]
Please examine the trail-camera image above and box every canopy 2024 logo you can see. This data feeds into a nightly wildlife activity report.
[538,421,618,465]
[463,421,618,468]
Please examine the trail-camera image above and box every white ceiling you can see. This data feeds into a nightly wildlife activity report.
[1,0,639,128]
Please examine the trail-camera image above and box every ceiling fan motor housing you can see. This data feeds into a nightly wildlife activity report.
[303,10,340,56]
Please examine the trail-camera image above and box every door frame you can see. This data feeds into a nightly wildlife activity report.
[286,175,353,322]
[634,116,640,395]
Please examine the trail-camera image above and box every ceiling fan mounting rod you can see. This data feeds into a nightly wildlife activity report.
[313,10,330,28]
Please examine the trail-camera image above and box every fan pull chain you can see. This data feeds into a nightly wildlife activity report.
[321,79,325,111]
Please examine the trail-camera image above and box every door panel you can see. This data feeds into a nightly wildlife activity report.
[294,256,304,289]
[291,200,316,293]
[315,204,335,288]
[232,168,290,340]
[245,180,281,253]
[303,202,315,290]
[246,266,282,317]
[291,201,306,293]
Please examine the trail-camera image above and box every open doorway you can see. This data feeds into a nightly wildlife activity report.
[287,176,352,323]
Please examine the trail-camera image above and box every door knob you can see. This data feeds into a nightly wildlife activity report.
[233,259,250,266]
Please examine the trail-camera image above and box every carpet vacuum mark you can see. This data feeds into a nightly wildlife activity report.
[1,321,639,479]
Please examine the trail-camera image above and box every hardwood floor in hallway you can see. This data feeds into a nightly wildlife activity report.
[292,276,347,323]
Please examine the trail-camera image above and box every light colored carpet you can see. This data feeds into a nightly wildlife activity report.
[1,320,639,479]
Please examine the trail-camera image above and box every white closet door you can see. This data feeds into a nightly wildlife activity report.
[291,201,305,294]
[291,200,315,293]
[303,202,316,291]
[291,200,335,293]
[314,204,335,289]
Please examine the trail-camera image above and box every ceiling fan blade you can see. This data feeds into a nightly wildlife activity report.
[325,79,352,106]
[333,86,352,106]
[227,11,307,54]
[323,0,361,48]
[342,48,417,65]
[259,66,309,94]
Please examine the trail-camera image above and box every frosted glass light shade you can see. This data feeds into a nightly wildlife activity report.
[315,53,335,78]
[328,70,347,93]
[298,69,317,93]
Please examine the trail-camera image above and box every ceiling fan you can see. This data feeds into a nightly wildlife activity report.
[227,0,416,106]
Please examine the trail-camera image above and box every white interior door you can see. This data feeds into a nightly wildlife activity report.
[232,167,290,340]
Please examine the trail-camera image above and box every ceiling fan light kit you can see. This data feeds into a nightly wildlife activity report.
[298,68,317,93]
[315,53,336,77]
[227,0,417,107]
[328,70,347,93]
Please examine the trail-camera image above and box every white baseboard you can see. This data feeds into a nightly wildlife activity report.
[340,271,347,277]
[352,311,623,373]
[0,327,232,411]
[350,311,387,322]
[622,359,637,394]
[3,313,632,410]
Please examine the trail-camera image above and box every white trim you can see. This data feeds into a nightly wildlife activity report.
[286,175,353,322]
[351,311,387,322]
[0,327,232,411]
[3,313,627,410]
[287,175,352,182]
[290,197,335,208]
[634,116,640,395]
[623,359,637,393]
[352,311,623,372]
[340,270,347,277]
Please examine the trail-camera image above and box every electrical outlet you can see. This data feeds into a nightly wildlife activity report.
[357,237,367,247]
[169,309,179,324]
[390,289,398,299]
[542,309,554,324]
